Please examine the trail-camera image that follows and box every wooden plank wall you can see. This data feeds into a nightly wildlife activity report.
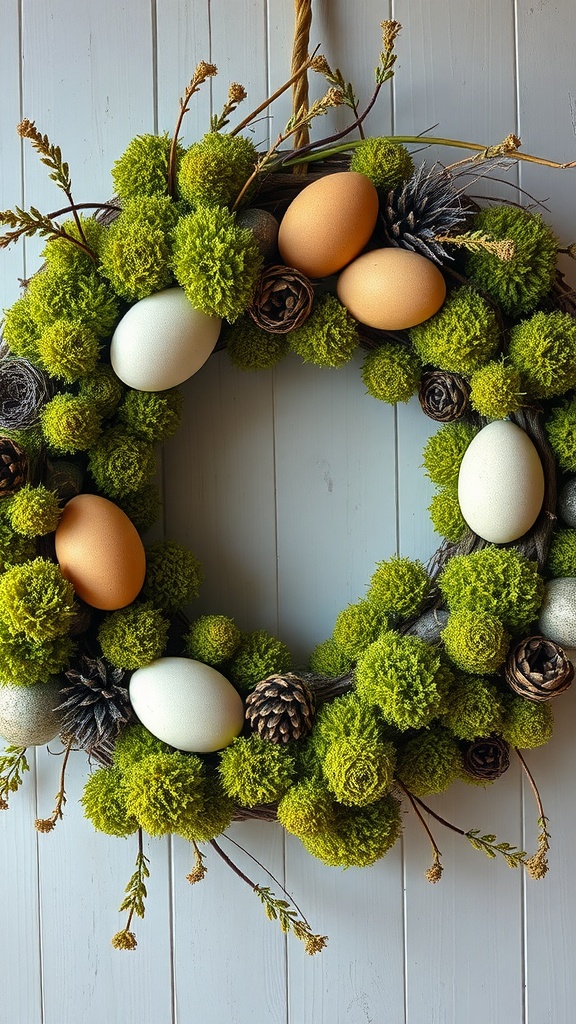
[1,1,576,1021]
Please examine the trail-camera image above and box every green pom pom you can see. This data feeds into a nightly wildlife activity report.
[367,556,431,620]
[43,217,106,275]
[226,316,289,371]
[277,779,335,839]
[301,794,402,867]
[355,631,451,730]
[350,139,414,192]
[1,295,41,362]
[438,546,544,632]
[87,427,156,499]
[7,484,61,538]
[289,295,358,368]
[81,766,138,837]
[0,504,36,572]
[441,671,504,740]
[218,734,296,806]
[422,422,477,487]
[182,774,235,843]
[428,486,468,542]
[322,735,396,806]
[143,541,204,613]
[122,751,206,836]
[118,388,183,443]
[546,397,576,472]
[116,484,162,534]
[397,727,463,797]
[308,691,382,763]
[98,602,169,670]
[178,132,257,208]
[469,360,523,418]
[361,342,422,404]
[500,693,554,748]
[41,393,102,454]
[229,629,292,693]
[0,631,72,686]
[442,609,510,674]
[112,132,179,201]
[308,638,353,676]
[332,600,388,660]
[185,615,241,665]
[79,364,125,420]
[508,311,576,399]
[27,265,119,339]
[409,286,499,374]
[36,319,99,383]
[464,205,558,317]
[172,206,263,321]
[113,723,170,773]
[99,196,179,301]
[547,528,576,577]
[0,557,76,643]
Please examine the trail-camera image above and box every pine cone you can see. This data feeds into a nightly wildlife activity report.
[56,656,134,764]
[418,370,470,422]
[0,437,27,495]
[248,265,314,333]
[464,737,510,781]
[505,635,574,702]
[245,673,315,743]
[381,163,467,264]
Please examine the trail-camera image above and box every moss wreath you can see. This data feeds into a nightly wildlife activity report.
[1,5,576,954]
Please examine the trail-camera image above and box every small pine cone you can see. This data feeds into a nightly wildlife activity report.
[381,163,467,263]
[464,737,510,781]
[505,635,574,702]
[245,673,315,743]
[57,656,133,763]
[248,265,314,334]
[0,437,27,495]
[418,370,470,422]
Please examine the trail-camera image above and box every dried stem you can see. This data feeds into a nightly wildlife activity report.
[222,832,311,924]
[0,746,29,810]
[168,61,218,197]
[229,50,320,139]
[516,748,551,879]
[111,828,149,950]
[34,737,73,833]
[397,781,443,882]
[411,794,527,868]
[186,839,208,884]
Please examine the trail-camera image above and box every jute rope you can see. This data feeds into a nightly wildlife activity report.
[291,0,312,172]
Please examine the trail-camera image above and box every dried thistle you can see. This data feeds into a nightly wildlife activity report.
[211,81,248,132]
[112,829,149,951]
[0,745,29,809]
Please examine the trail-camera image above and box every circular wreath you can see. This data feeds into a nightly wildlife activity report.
[1,11,576,954]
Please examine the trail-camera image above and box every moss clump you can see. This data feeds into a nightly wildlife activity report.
[547,528,576,577]
[350,139,414,192]
[428,486,468,542]
[79,364,125,420]
[469,360,523,418]
[438,547,544,633]
[322,736,396,806]
[277,779,335,839]
[87,427,156,499]
[178,132,257,209]
[546,397,576,472]
[367,556,431,620]
[185,615,242,665]
[308,638,353,677]
[0,557,76,643]
[41,393,102,454]
[229,629,292,693]
[441,671,504,740]
[116,484,162,535]
[226,316,290,371]
[122,751,206,836]
[422,422,477,487]
[0,630,73,687]
[508,311,576,399]
[219,734,296,806]
[1,294,41,362]
[99,196,179,301]
[442,609,510,674]
[172,206,263,321]
[500,693,554,749]
[143,541,204,614]
[397,727,463,797]
[361,342,422,404]
[118,388,183,443]
[288,295,358,368]
[36,319,100,383]
[26,264,119,339]
[181,775,235,843]
[332,600,388,660]
[300,794,402,868]
[7,484,61,538]
[112,723,170,773]
[409,286,499,374]
[112,132,180,201]
[308,691,382,764]
[464,205,558,317]
[98,602,169,670]
[355,631,451,730]
[43,217,106,275]
[81,766,138,837]
[0,504,36,573]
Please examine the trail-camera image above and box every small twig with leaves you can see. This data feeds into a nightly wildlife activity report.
[168,61,218,197]
[412,793,527,869]
[435,231,516,261]
[111,829,150,951]
[209,838,327,954]
[17,119,88,244]
[0,205,99,261]
[516,748,551,879]
[397,781,443,882]
[228,49,321,139]
[35,737,74,833]
[0,746,29,810]
[313,55,364,138]
[211,83,248,133]
[186,839,208,884]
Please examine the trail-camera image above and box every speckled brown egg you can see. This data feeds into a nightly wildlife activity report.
[337,247,447,329]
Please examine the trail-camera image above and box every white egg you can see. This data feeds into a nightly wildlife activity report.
[110,287,221,391]
[457,420,545,543]
[0,680,62,747]
[538,577,576,649]
[129,656,244,752]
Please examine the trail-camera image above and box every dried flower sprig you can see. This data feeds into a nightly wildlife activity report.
[516,748,551,879]
[229,49,321,139]
[168,61,218,197]
[313,54,364,137]
[186,839,208,884]
[211,82,248,133]
[34,737,73,833]
[0,745,29,810]
[377,20,402,85]
[111,829,150,951]
[435,231,516,261]
[397,780,444,882]
[411,793,528,870]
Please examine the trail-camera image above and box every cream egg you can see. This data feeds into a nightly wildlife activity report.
[336,247,446,329]
[110,287,221,391]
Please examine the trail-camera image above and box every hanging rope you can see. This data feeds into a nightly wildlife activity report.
[291,0,312,173]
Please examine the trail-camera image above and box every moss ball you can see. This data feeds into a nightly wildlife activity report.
[113,723,170,773]
[112,132,179,201]
[122,750,206,836]
[500,693,554,748]
[218,734,296,806]
[116,484,162,535]
[409,286,500,374]
[367,556,431,620]
[0,503,36,573]
[442,609,510,674]
[350,139,414,193]
[7,484,61,538]
[229,629,292,693]
[41,393,102,454]
[322,735,396,806]
[428,486,468,542]
[546,397,576,472]
[2,294,42,361]
[288,295,358,368]
[98,602,169,670]
[438,546,544,632]
[143,541,204,613]
[0,630,73,687]
[397,727,463,797]
[422,422,477,487]
[185,615,242,665]
[0,557,76,643]
[308,638,354,677]
[547,528,576,577]
[43,217,106,274]
[178,132,257,209]
[332,600,388,660]
[37,319,100,383]
[355,630,451,730]
[469,360,523,418]
[81,766,138,837]
[225,317,290,371]
[88,427,156,499]
[308,691,382,763]
[361,342,422,404]
[508,311,576,400]
[99,196,179,301]
[441,671,504,740]
[301,794,402,868]
[79,364,125,420]
[277,779,335,839]
[26,264,119,339]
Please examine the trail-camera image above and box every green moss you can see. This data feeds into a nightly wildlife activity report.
[122,751,206,836]
[508,311,576,399]
[308,691,383,764]
[0,630,73,686]
[500,692,554,748]
[350,139,414,192]
[332,600,388,660]
[367,556,431,620]
[547,528,576,577]
[2,294,41,362]
[428,486,468,542]
[26,265,119,339]
[118,388,183,443]
[113,723,170,773]
[7,484,61,538]
[116,484,162,534]
[87,427,156,499]
[422,422,477,487]
[218,734,296,806]
[229,629,292,693]
[41,393,102,454]
[322,735,396,806]
[0,504,36,572]
[438,546,544,632]
[112,132,180,201]
[441,671,504,740]
[355,631,451,730]
[409,286,500,374]
[464,205,558,317]
[397,727,462,797]
[178,774,234,843]
[301,793,402,867]
[178,132,257,208]
[226,317,289,371]
[36,319,100,383]
[99,196,179,301]
[442,609,510,674]
[288,295,358,368]
[185,615,242,665]
[546,397,576,472]
[143,541,204,614]
[172,205,263,321]
[79,364,125,420]
[98,602,169,671]
[308,638,353,677]
[361,342,422,404]
[43,217,106,274]
[81,766,138,837]
[0,557,76,643]
[277,779,335,839]
[469,359,523,418]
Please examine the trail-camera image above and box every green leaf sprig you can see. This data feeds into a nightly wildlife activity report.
[0,745,29,810]
[111,829,150,951]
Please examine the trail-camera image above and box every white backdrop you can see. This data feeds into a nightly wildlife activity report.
[1,2,576,1022]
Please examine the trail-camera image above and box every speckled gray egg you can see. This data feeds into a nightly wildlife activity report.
[538,577,576,649]
[0,679,62,747]
[558,478,576,528]
[236,208,279,261]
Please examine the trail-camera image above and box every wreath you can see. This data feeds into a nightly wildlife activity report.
[1,5,576,954]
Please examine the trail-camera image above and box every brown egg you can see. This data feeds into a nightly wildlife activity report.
[55,493,146,610]
[277,171,379,278]
[337,247,447,330]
